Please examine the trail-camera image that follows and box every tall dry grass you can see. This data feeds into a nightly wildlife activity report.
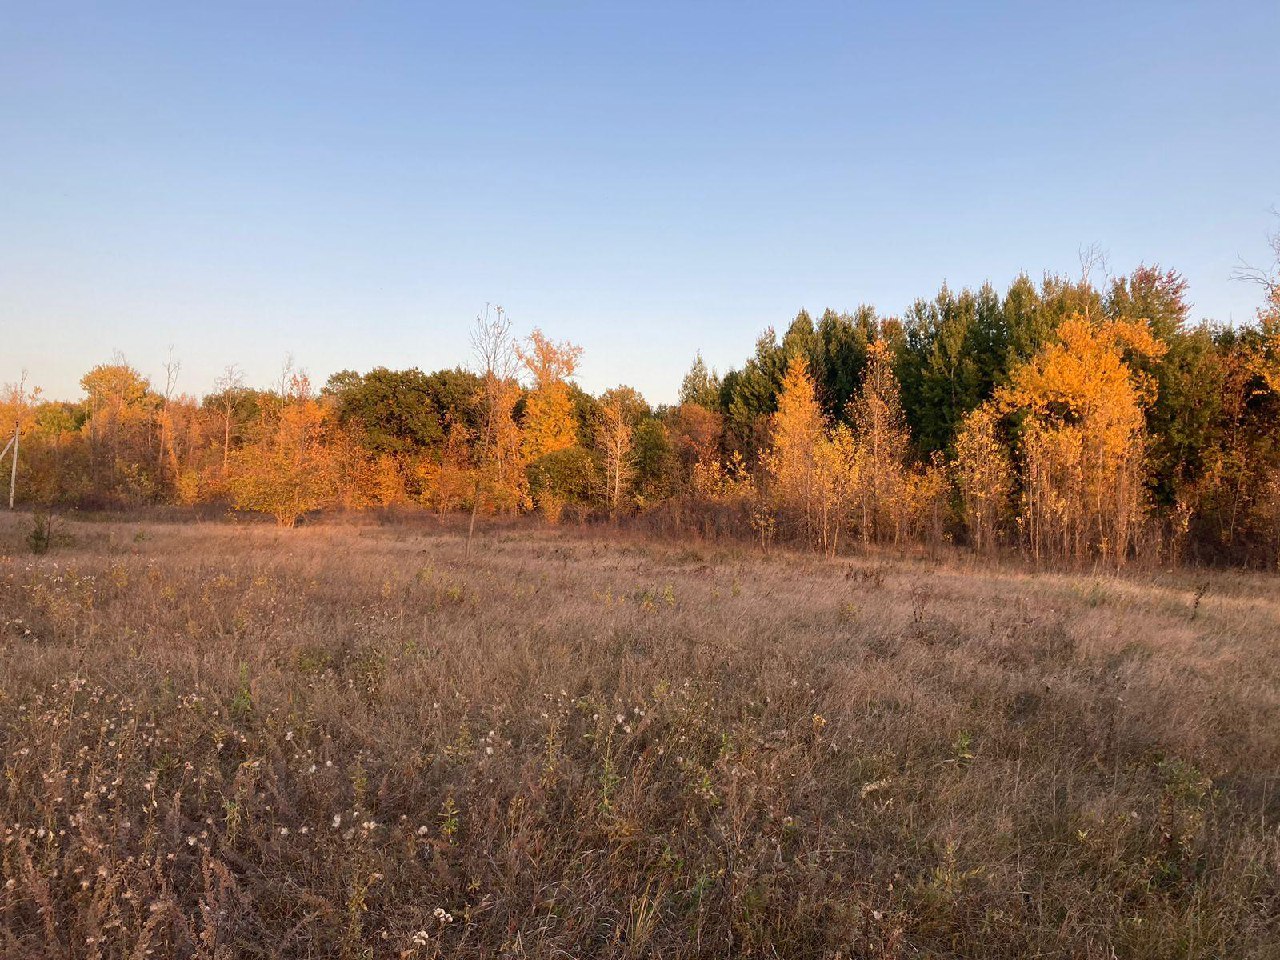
[1,512,1277,958]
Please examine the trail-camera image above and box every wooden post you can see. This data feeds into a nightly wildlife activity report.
[8,423,18,509]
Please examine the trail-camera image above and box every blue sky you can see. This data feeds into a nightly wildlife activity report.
[2,1,1277,404]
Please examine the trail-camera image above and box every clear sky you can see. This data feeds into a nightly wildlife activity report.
[3,1,1277,404]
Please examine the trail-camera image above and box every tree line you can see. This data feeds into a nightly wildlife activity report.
[4,259,1279,567]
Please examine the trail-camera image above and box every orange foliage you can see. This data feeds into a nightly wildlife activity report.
[997,317,1166,563]
[227,376,338,526]
[518,330,582,463]
[766,356,826,542]
[954,405,1014,552]
[847,341,912,545]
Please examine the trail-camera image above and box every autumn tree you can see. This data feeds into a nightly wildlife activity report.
[766,355,826,544]
[227,374,337,527]
[954,405,1014,552]
[8,392,86,505]
[668,403,722,480]
[998,317,1165,564]
[0,377,40,444]
[467,306,525,554]
[1187,279,1280,565]
[424,413,475,515]
[518,329,583,461]
[595,387,644,517]
[153,351,180,491]
[0,377,41,506]
[518,328,585,517]
[203,366,260,490]
[812,423,859,554]
[847,341,912,544]
[79,358,161,503]
[1239,241,1280,563]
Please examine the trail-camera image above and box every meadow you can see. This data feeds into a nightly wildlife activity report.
[1,512,1277,958]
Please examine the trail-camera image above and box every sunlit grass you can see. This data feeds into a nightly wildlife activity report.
[1,513,1277,958]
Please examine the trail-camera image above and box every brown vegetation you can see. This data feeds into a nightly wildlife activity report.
[6,262,1280,569]
[2,514,1277,957]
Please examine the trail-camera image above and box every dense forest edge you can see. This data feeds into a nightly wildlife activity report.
[6,248,1280,569]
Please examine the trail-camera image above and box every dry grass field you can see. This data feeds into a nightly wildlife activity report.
[1,513,1278,958]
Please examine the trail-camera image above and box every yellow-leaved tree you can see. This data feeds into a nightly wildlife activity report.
[228,374,337,527]
[997,316,1165,564]
[465,306,526,554]
[595,388,641,518]
[954,405,1014,553]
[766,356,826,544]
[518,329,583,462]
[518,329,584,519]
[813,422,859,555]
[424,413,475,515]
[847,341,911,544]
[766,355,881,554]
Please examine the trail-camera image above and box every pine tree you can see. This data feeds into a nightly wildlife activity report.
[679,352,722,410]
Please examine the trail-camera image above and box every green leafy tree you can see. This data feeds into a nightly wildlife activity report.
[324,367,452,456]
[632,417,677,503]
